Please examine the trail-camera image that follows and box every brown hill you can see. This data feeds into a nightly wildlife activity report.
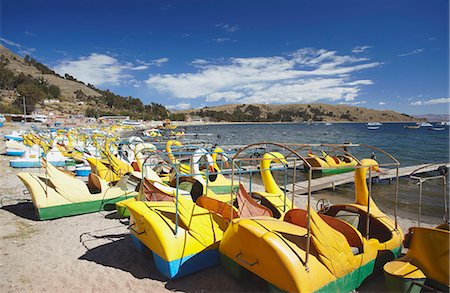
[0,45,175,120]
[177,103,419,122]
[0,45,101,100]
[0,45,103,115]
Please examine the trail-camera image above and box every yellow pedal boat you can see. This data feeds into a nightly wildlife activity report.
[219,158,403,292]
[17,159,137,220]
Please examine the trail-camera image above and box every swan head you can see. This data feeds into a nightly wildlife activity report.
[166,140,182,148]
[213,146,229,168]
[263,152,288,166]
[192,148,215,173]
[359,158,380,172]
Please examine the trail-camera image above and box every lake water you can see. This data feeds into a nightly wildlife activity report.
[184,122,449,222]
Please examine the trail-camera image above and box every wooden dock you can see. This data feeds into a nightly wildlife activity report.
[284,163,450,195]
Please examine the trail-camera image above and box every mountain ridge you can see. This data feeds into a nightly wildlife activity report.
[176,103,420,122]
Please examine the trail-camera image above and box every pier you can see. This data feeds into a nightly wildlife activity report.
[284,163,450,195]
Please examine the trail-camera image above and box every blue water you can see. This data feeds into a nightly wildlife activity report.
[186,123,449,165]
[184,122,449,221]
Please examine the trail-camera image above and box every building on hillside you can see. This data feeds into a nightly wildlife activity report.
[186,115,208,123]
[98,115,130,124]
[43,99,61,104]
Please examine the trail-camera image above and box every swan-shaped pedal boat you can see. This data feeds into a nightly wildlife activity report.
[304,150,357,174]
[219,158,403,292]
[383,224,449,292]
[125,151,292,279]
[17,159,137,220]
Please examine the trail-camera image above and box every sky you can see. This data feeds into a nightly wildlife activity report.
[1,0,449,115]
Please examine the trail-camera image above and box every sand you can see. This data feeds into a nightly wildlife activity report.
[0,123,440,292]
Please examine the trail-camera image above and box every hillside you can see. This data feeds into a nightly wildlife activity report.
[177,103,419,122]
[414,114,449,122]
[0,45,178,120]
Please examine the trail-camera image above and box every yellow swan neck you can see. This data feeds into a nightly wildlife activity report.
[165,140,181,164]
[260,154,283,195]
[354,166,380,212]
[212,147,224,171]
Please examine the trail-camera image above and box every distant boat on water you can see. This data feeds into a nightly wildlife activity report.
[121,120,143,127]
[418,122,433,127]
[429,124,446,131]
[367,122,381,130]
[404,124,420,129]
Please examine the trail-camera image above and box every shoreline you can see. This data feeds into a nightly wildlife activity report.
[173,120,428,127]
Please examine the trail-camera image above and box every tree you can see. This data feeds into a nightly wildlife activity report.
[15,83,46,114]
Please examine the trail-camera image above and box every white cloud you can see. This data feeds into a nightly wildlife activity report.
[411,97,450,106]
[398,48,424,57]
[1,37,21,47]
[54,53,148,86]
[352,45,372,53]
[216,23,240,33]
[0,37,36,56]
[151,57,169,66]
[212,38,234,43]
[24,31,37,37]
[146,48,381,105]
[166,102,191,110]
[18,48,36,56]
[338,101,367,106]
[379,101,386,105]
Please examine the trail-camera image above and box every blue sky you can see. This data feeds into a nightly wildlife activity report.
[1,0,448,114]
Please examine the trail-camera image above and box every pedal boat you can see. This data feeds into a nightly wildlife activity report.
[219,158,403,292]
[10,145,67,168]
[126,151,289,279]
[5,140,27,156]
[17,159,137,220]
[383,225,449,292]
[383,166,449,292]
[4,130,24,141]
[304,150,357,174]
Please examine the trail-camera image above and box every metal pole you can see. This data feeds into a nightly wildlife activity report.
[22,94,26,121]
[175,174,179,236]
[366,168,372,238]
[292,159,296,210]
[418,180,422,227]
[230,160,235,220]
[283,163,287,212]
[443,176,448,215]
[394,167,399,229]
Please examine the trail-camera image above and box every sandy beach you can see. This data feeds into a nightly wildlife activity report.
[0,123,440,293]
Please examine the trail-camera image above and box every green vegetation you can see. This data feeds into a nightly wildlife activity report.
[0,55,61,114]
[191,104,338,122]
[24,55,59,75]
[83,88,185,121]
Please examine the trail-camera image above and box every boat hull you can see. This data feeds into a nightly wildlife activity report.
[37,195,135,220]
[131,234,220,278]
[127,199,227,279]
[6,149,25,156]
[221,253,377,292]
[4,135,23,141]
[75,167,91,177]
[10,160,66,168]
